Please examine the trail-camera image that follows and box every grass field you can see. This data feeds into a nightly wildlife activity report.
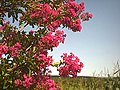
[51,61,120,90]
[51,75,120,90]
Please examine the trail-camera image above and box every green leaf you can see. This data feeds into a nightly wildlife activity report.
[28,68,31,77]
[4,73,10,77]
[3,80,7,89]
[8,12,11,18]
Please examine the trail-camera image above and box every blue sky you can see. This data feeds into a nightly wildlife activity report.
[49,0,120,76]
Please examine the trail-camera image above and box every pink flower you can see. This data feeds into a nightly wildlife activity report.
[34,54,53,69]
[0,25,5,31]
[79,2,85,11]
[52,11,59,17]
[58,66,69,77]
[40,76,60,90]
[58,53,84,77]
[2,45,8,53]
[14,42,21,48]
[49,88,57,90]
[23,74,33,89]
[86,12,93,18]
[14,79,22,86]
[0,45,8,58]
[39,30,65,49]
[81,12,93,21]
[46,79,55,87]
[10,42,21,57]
[71,19,82,32]
[47,20,61,31]
[55,30,64,36]
[43,4,51,14]
[0,45,8,53]
[68,9,77,17]
[30,30,34,34]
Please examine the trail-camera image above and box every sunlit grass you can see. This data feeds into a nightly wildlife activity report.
[51,76,119,90]
[51,61,120,90]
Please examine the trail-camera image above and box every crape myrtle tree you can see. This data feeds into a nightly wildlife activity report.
[0,0,92,89]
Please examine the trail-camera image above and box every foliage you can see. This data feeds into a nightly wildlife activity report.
[52,76,120,90]
[0,0,92,89]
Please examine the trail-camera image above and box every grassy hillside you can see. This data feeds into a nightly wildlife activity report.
[51,76,120,90]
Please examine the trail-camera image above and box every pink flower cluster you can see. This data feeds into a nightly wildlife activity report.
[60,1,85,32]
[14,79,22,86]
[58,53,84,77]
[29,3,60,31]
[14,75,60,90]
[14,74,33,89]
[34,54,53,69]
[37,76,61,90]
[21,1,92,32]
[10,42,21,57]
[47,20,61,31]
[0,45,8,58]
[30,3,58,19]
[0,42,21,58]
[39,30,65,50]
[23,74,33,89]
[81,12,93,21]
[43,78,60,90]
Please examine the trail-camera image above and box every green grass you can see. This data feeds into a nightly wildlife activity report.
[51,76,120,90]
[51,61,120,90]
